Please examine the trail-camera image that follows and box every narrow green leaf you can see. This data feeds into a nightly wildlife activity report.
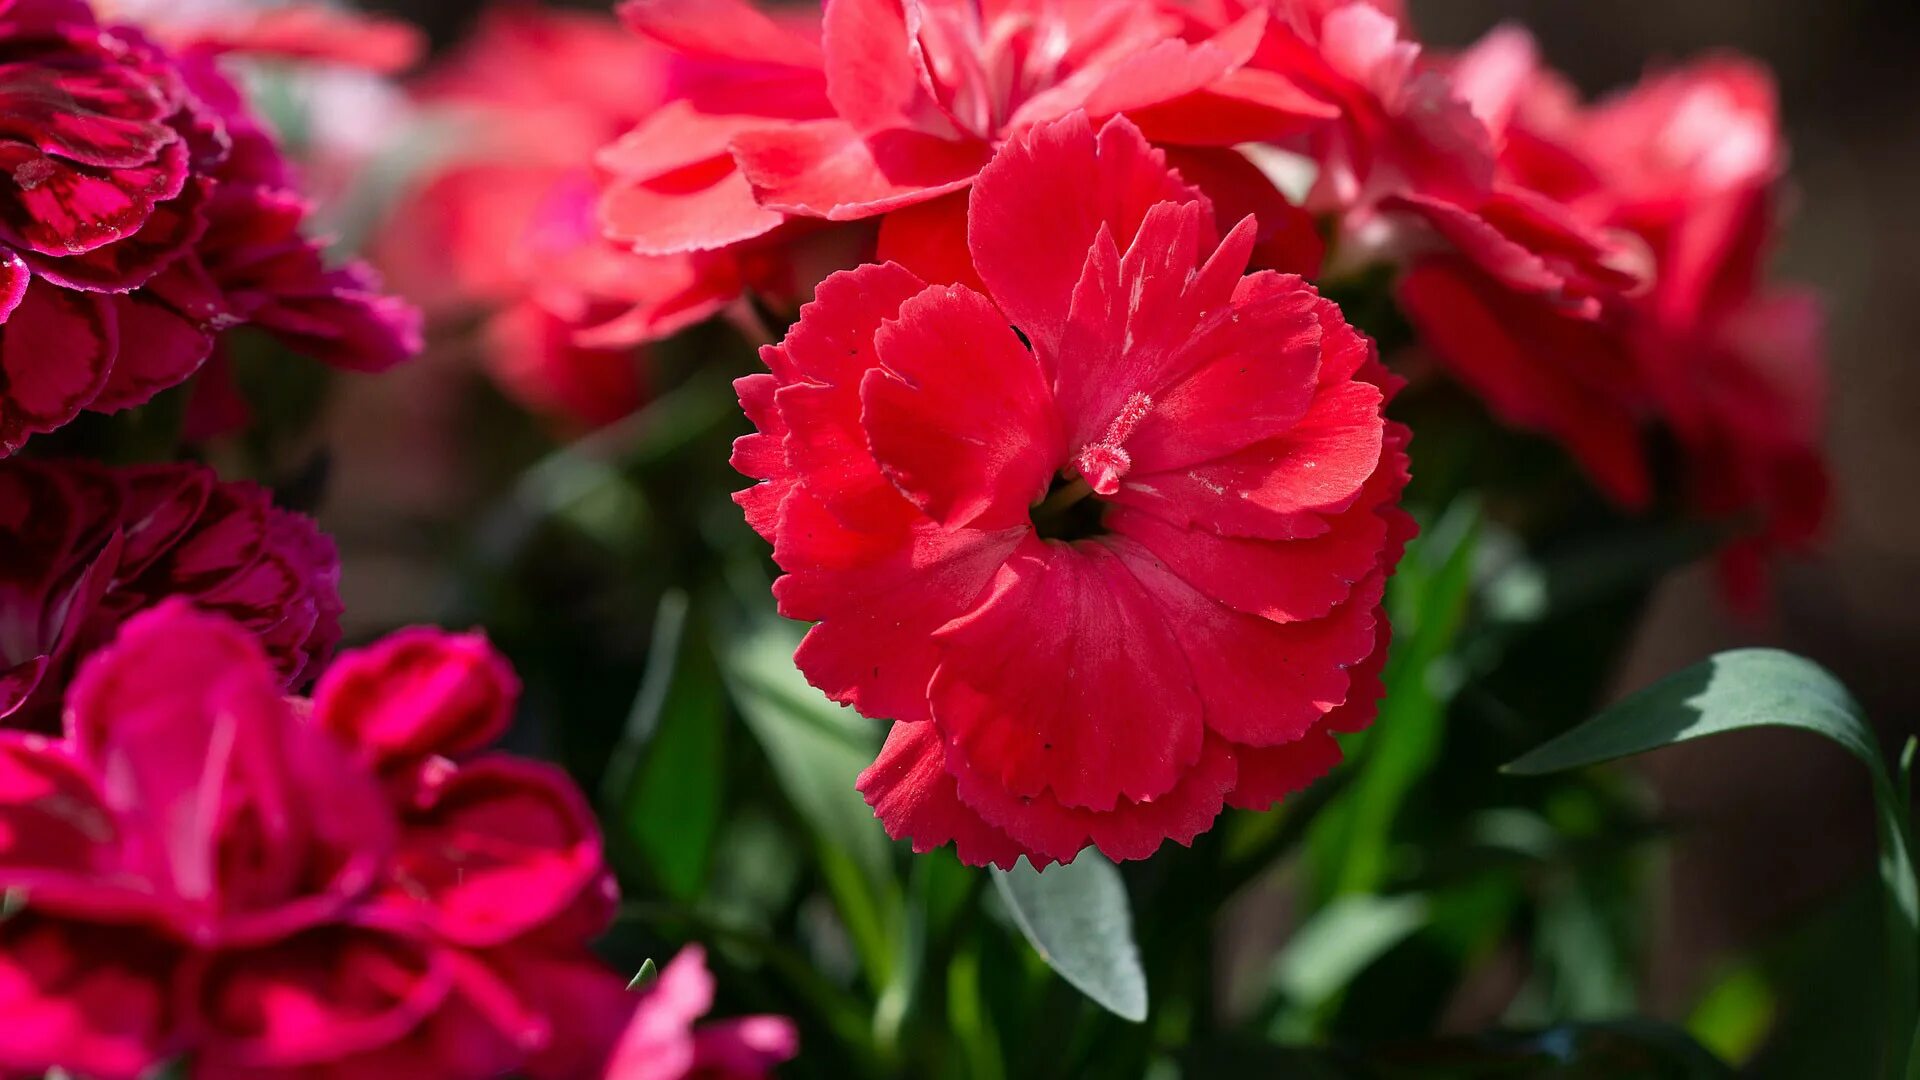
[602,590,726,901]
[719,617,901,989]
[1504,649,1876,773]
[992,852,1148,1023]
[1506,649,1917,1080]
[627,958,658,990]
[1311,500,1479,899]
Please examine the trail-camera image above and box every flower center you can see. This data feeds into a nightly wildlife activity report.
[1032,392,1153,542]
[1031,474,1105,542]
[1073,391,1152,495]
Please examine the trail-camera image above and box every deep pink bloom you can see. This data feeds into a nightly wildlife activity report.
[0,0,418,454]
[1394,30,1826,586]
[0,459,339,729]
[602,947,798,1080]
[735,113,1411,868]
[0,601,629,1078]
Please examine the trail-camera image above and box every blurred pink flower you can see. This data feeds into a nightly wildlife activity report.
[603,947,798,1080]
[0,601,627,1078]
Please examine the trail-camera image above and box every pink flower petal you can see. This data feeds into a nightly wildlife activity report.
[313,627,519,768]
[383,756,608,948]
[0,281,117,455]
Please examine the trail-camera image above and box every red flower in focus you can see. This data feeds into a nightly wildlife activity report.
[1393,30,1826,587]
[0,459,339,729]
[735,113,1411,868]
[0,0,417,455]
[602,947,797,1080]
[0,601,632,1078]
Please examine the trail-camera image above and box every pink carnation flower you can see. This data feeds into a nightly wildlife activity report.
[0,601,632,1078]
[0,459,339,729]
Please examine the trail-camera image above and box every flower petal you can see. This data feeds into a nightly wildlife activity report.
[384,756,610,948]
[0,282,117,456]
[734,119,989,221]
[774,486,1021,725]
[0,913,182,1080]
[864,283,1061,529]
[314,628,519,768]
[856,720,1025,870]
[930,537,1204,811]
[968,112,1199,360]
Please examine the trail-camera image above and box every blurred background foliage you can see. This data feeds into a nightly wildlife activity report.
[74,0,1917,1075]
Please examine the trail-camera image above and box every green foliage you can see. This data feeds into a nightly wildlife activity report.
[991,854,1149,1023]
[1509,649,1918,1079]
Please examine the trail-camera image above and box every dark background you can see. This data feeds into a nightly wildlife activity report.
[342,0,1920,1041]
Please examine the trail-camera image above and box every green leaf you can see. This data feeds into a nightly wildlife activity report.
[1273,895,1429,1004]
[627,958,659,990]
[1310,500,1479,899]
[719,617,901,990]
[1506,649,1916,1080]
[992,852,1148,1023]
[1268,893,1429,1040]
[602,590,725,901]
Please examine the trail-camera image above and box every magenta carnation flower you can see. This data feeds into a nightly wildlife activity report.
[0,601,631,1079]
[0,0,419,455]
[0,458,340,728]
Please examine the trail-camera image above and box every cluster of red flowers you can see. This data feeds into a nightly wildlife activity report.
[387,0,1811,868]
[0,601,796,1079]
[0,0,421,454]
[399,0,1817,560]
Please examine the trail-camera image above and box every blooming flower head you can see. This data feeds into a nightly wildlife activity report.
[0,0,418,455]
[734,112,1411,868]
[0,601,629,1078]
[0,459,339,729]
[603,947,798,1080]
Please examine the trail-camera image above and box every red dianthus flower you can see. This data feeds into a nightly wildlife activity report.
[1393,30,1826,592]
[734,112,1411,868]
